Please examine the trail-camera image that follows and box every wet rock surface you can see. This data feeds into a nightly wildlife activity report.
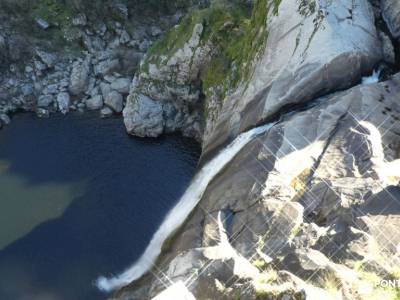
[119,71,400,300]
[381,0,400,39]
[112,1,400,299]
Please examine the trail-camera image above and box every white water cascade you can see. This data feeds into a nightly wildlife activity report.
[362,69,381,85]
[96,122,275,292]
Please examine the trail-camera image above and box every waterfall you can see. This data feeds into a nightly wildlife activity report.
[96,122,275,292]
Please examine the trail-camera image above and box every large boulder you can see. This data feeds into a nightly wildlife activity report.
[57,92,71,114]
[69,58,91,96]
[356,186,400,253]
[35,50,57,69]
[100,82,112,100]
[110,77,131,94]
[381,0,400,39]
[85,95,103,110]
[123,94,164,137]
[123,22,207,139]
[105,90,123,113]
[37,95,54,108]
[123,0,382,155]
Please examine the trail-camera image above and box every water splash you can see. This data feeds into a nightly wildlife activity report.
[96,123,275,292]
[362,69,381,85]
[152,281,195,300]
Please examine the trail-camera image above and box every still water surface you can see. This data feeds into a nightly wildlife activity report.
[0,112,200,300]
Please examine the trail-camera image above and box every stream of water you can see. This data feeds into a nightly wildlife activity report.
[97,122,275,292]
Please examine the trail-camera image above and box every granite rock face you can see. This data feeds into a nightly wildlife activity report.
[85,95,104,110]
[69,58,91,96]
[202,0,383,155]
[111,1,400,299]
[57,92,71,114]
[119,72,400,300]
[381,0,400,39]
[112,0,400,299]
[123,23,207,140]
[105,90,124,113]
[123,94,164,137]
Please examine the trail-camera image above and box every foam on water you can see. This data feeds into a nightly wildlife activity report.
[362,69,381,85]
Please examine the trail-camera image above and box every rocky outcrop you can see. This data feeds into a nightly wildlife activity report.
[117,69,400,300]
[0,0,201,126]
[109,1,400,299]
[123,0,383,154]
[123,22,209,140]
[381,0,400,39]
[203,0,383,155]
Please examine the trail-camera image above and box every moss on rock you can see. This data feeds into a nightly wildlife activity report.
[32,0,73,28]
[140,0,283,128]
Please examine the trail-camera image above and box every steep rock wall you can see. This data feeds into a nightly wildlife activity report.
[123,0,383,155]
[381,0,400,39]
[113,1,400,299]
[116,71,400,300]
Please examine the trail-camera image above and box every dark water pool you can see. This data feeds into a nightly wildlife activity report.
[0,112,200,300]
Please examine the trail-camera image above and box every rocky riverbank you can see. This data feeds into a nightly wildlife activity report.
[0,0,209,126]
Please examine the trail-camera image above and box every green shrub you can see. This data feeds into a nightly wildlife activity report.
[144,0,282,101]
